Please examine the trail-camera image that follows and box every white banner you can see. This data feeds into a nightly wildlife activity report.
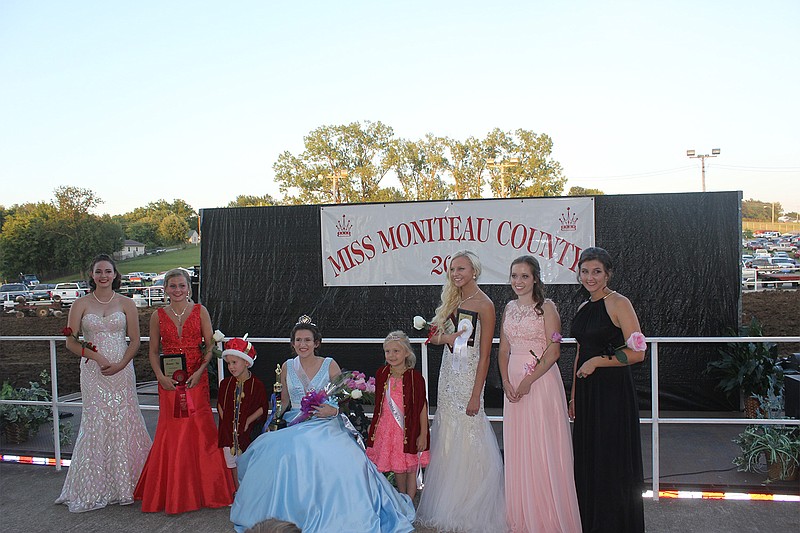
[320,198,594,286]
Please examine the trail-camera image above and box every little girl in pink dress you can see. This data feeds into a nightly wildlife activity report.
[366,331,430,501]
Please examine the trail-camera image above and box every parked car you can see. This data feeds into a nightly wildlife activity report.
[31,283,56,301]
[52,283,87,304]
[140,272,158,282]
[0,283,34,302]
[772,258,798,269]
[20,274,40,288]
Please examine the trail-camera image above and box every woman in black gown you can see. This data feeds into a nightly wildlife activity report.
[569,247,646,533]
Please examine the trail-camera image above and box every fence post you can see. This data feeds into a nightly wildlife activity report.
[49,339,62,471]
[650,341,660,500]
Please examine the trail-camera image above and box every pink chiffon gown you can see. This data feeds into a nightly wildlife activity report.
[502,300,581,533]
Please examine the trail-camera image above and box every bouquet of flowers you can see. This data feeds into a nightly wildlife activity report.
[525,332,563,375]
[609,332,647,364]
[344,370,376,404]
[62,327,97,363]
[288,371,354,426]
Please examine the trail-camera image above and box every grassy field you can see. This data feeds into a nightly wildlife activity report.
[48,246,201,283]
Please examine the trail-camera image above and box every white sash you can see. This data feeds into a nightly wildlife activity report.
[292,356,313,392]
[451,318,474,372]
[387,378,404,431]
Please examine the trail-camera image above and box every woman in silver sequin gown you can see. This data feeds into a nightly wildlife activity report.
[416,251,507,533]
[56,255,151,513]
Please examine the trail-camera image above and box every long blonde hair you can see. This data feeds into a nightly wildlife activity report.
[433,250,482,328]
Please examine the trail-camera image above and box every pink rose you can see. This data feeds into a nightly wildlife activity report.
[626,332,647,352]
[551,332,563,343]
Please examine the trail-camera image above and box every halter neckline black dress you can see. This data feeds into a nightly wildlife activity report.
[571,296,645,533]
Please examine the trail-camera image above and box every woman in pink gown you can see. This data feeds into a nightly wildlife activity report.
[498,255,581,533]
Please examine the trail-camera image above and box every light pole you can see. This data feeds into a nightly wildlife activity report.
[763,203,774,224]
[486,157,520,198]
[686,148,720,192]
[320,169,348,203]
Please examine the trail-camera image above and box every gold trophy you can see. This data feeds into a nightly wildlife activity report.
[267,363,287,431]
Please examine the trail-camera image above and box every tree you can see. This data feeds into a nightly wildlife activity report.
[158,213,190,245]
[226,194,278,208]
[567,186,605,196]
[484,128,566,198]
[116,199,198,246]
[0,191,123,279]
[445,136,487,199]
[742,199,782,221]
[387,134,451,201]
[274,121,395,204]
[126,220,160,248]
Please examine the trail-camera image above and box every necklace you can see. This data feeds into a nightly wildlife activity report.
[92,291,114,305]
[169,304,189,321]
[459,289,480,306]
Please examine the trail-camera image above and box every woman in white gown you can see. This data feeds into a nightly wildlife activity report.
[56,254,151,512]
[416,251,507,532]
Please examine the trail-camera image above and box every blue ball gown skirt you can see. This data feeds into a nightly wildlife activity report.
[230,412,415,533]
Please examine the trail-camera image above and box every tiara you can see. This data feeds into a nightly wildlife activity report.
[296,315,316,327]
[385,333,405,342]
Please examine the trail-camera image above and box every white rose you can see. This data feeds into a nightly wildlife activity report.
[413,316,427,330]
[212,329,225,342]
[350,389,363,400]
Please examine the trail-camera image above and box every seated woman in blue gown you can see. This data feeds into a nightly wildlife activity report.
[230,316,416,533]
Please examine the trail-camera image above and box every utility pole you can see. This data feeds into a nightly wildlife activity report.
[686,148,721,192]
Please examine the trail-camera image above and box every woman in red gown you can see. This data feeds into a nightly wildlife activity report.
[134,268,235,513]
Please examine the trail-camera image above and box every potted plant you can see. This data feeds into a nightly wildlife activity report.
[0,371,72,445]
[733,391,800,482]
[705,317,783,417]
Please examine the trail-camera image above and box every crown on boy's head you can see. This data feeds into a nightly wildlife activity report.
[296,315,316,327]
[222,335,257,367]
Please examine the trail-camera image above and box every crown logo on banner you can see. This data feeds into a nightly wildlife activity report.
[559,207,578,231]
[336,215,353,237]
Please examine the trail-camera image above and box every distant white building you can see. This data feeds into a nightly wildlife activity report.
[116,239,146,260]
[187,229,200,245]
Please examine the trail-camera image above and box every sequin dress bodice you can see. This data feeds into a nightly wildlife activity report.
[437,318,484,415]
[157,305,204,374]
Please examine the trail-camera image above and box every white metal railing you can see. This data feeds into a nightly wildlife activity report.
[1,334,799,501]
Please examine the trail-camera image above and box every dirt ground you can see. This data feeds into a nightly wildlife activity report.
[1,292,799,394]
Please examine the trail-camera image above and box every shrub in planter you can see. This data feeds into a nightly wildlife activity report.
[705,317,783,414]
[0,371,72,446]
[733,391,800,482]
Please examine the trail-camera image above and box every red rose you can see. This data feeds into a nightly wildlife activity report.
[62,327,73,337]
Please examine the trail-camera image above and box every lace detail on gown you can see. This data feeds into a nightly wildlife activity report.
[416,318,508,532]
[55,312,152,513]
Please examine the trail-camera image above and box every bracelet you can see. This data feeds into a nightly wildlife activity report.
[568,399,574,403]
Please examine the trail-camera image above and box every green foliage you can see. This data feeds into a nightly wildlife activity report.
[274,122,567,204]
[114,199,198,248]
[568,186,605,196]
[274,121,395,204]
[0,189,123,280]
[387,134,451,201]
[742,198,783,221]
[226,194,278,208]
[733,391,799,481]
[705,317,783,400]
[0,371,72,445]
[158,213,190,245]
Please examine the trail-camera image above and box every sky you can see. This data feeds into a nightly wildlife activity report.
[1,1,798,216]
